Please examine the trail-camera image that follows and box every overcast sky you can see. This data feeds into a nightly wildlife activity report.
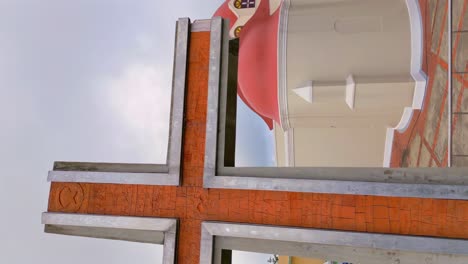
[0,0,274,263]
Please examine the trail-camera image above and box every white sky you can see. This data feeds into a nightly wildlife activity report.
[0,0,274,263]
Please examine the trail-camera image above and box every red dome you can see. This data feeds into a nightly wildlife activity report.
[213,0,282,130]
[213,0,238,29]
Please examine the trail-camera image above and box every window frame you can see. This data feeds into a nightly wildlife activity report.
[203,16,468,200]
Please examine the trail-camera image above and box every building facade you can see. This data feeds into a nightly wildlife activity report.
[41,1,468,264]
[214,0,426,167]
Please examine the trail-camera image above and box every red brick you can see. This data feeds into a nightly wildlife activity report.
[374,218,390,233]
[356,213,366,232]
[332,205,355,219]
[389,207,400,220]
[455,201,468,221]
[332,218,356,230]
[373,206,389,219]
[390,220,400,233]
[341,195,357,207]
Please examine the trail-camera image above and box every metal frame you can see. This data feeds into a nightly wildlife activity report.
[47,18,192,186]
[203,17,468,200]
[201,222,468,264]
[42,212,177,264]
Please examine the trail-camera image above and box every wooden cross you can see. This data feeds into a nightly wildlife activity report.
[43,18,468,264]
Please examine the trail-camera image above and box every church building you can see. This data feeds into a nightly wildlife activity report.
[214,0,426,167]
[41,0,468,264]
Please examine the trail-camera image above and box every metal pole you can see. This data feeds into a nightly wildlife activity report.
[448,0,453,167]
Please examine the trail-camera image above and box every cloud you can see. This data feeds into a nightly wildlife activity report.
[97,63,172,163]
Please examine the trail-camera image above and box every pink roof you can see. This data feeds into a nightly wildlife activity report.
[213,0,282,130]
[213,0,238,29]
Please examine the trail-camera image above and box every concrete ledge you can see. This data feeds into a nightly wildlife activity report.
[191,19,211,32]
[204,174,468,200]
[201,222,468,264]
[47,18,190,186]
[48,170,179,185]
[42,213,177,264]
[204,17,223,184]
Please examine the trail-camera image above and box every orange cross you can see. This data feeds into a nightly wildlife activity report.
[46,17,468,264]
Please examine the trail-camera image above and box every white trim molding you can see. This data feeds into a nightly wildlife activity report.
[406,0,428,111]
[284,129,295,167]
[345,74,356,110]
[277,0,291,131]
[383,0,428,167]
[292,82,313,103]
